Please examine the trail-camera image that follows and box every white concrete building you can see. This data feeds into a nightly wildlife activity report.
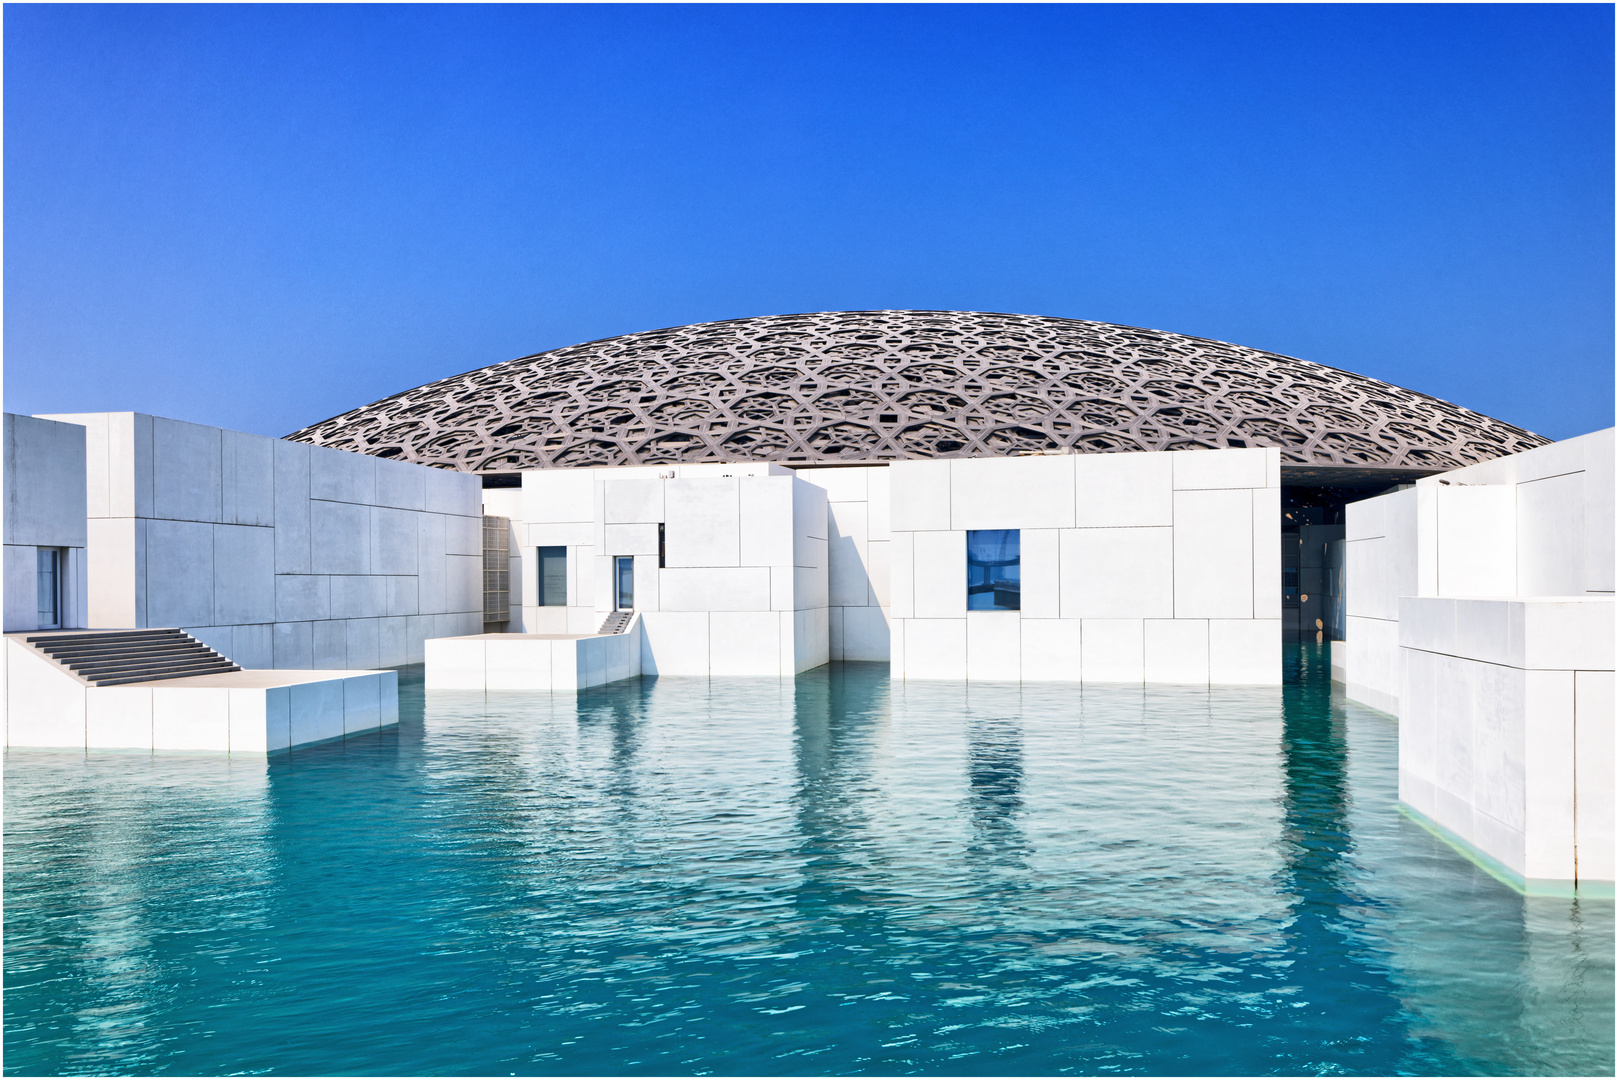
[38,412,485,669]
[4,414,90,634]
[1342,428,1614,893]
[431,446,1283,688]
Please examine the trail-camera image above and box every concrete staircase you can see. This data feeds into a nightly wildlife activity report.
[596,610,633,635]
[26,629,240,687]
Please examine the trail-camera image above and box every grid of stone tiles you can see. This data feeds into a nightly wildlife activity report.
[286,310,1549,473]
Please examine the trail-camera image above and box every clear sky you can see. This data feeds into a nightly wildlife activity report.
[5,3,1612,441]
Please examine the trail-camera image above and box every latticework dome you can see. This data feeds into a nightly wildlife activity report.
[287,311,1548,481]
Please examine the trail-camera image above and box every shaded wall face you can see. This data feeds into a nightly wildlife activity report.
[4,414,89,632]
[887,447,1283,684]
[35,412,484,669]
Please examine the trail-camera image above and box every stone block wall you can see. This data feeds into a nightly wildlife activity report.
[887,447,1283,684]
[38,412,483,668]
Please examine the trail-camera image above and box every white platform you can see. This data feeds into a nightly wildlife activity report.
[2,635,397,753]
[425,621,641,691]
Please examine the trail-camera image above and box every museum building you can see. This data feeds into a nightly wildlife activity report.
[4,310,1610,893]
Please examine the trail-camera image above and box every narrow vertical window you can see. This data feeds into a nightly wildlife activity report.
[658,523,666,569]
[537,546,567,607]
[615,556,635,611]
[36,548,61,629]
[966,530,1020,611]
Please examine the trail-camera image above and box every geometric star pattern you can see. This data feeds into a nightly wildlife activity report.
[285,310,1549,475]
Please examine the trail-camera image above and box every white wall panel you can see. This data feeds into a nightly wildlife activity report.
[145,519,215,627]
[950,455,1074,530]
[222,430,275,526]
[374,458,427,512]
[1059,527,1173,619]
[889,532,914,619]
[213,525,275,625]
[741,477,795,566]
[604,479,664,524]
[152,418,222,524]
[604,522,659,556]
[828,502,870,608]
[710,611,782,676]
[309,444,375,506]
[666,477,739,567]
[1172,447,1267,490]
[657,567,774,613]
[1144,619,1209,684]
[966,610,1020,681]
[1173,489,1253,619]
[1209,620,1280,683]
[903,618,966,680]
[311,501,370,575]
[1020,618,1081,681]
[889,459,952,532]
[841,606,890,662]
[912,531,966,618]
[371,508,419,576]
[640,611,709,676]
[1251,486,1281,618]
[1436,484,1515,597]
[1516,472,1585,596]
[1019,529,1060,619]
[1080,618,1144,682]
[1074,451,1173,528]
[272,440,312,574]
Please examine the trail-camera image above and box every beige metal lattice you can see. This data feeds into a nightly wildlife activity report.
[287,311,1548,475]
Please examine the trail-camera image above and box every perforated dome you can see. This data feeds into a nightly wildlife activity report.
[287,311,1548,480]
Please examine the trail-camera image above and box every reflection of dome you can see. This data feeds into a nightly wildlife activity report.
[286,311,1549,483]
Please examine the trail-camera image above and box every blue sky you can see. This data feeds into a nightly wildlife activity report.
[5,4,1612,441]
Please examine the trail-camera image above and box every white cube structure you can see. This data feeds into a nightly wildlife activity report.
[488,448,1282,685]
[1342,427,1615,892]
[35,412,485,669]
[887,448,1282,684]
[514,463,829,677]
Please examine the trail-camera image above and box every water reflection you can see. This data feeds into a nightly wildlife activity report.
[4,656,1611,1076]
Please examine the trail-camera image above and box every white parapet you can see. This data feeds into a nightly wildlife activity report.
[1397,595,1614,893]
[2,636,398,753]
[424,619,642,691]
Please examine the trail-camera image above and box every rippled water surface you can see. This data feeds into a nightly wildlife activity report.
[5,646,1612,1076]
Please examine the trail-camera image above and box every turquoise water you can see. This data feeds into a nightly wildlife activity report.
[4,646,1612,1076]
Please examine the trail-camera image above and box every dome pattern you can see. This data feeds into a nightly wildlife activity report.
[286,311,1549,475]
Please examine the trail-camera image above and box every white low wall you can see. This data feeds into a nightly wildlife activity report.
[2,636,397,752]
[425,623,641,691]
[1397,596,1613,891]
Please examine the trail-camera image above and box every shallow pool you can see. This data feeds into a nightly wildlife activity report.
[4,646,1612,1075]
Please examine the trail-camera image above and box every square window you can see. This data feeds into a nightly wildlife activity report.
[966,529,1020,611]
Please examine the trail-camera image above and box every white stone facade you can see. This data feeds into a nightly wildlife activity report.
[3,414,89,633]
[1343,428,1614,715]
[483,447,1282,685]
[38,412,485,669]
[514,462,829,677]
[1342,427,1614,890]
[887,448,1282,683]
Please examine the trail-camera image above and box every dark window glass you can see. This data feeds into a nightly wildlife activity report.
[36,548,61,628]
[537,546,567,606]
[966,529,1020,611]
[615,556,635,610]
